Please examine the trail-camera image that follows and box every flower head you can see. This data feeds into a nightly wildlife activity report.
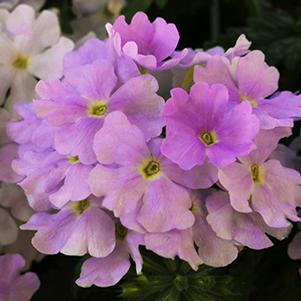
[107,11,187,71]
[161,82,259,169]
[219,128,301,228]
[0,4,74,111]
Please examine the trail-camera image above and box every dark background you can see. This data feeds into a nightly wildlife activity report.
[28,0,301,300]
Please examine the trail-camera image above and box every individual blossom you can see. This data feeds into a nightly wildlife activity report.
[76,224,144,288]
[89,111,217,233]
[161,82,259,169]
[8,104,93,209]
[34,58,164,165]
[219,128,301,228]
[0,4,74,111]
[21,197,116,258]
[0,253,40,301]
[107,11,188,71]
[194,50,301,129]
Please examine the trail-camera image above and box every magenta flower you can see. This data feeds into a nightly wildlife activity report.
[34,60,165,164]
[77,230,144,287]
[161,82,259,169]
[89,111,216,233]
[21,197,116,257]
[107,11,187,71]
[194,50,301,129]
[0,254,40,301]
[219,128,301,228]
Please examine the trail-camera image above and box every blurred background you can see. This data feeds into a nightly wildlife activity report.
[4,0,301,300]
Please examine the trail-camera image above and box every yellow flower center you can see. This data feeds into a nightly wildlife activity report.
[250,164,264,184]
[139,158,161,181]
[68,155,80,164]
[12,54,29,70]
[87,101,108,118]
[199,131,218,146]
[240,95,257,108]
[139,67,150,74]
[72,199,91,216]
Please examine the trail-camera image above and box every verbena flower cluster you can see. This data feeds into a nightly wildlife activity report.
[2,7,301,294]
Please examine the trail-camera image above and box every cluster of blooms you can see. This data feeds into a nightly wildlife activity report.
[2,7,301,295]
[0,3,73,290]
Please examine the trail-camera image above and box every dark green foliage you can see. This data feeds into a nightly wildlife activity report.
[121,250,246,301]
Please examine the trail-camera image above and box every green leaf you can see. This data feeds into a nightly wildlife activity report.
[120,250,247,301]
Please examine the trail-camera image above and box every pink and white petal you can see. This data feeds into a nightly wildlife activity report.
[109,74,165,140]
[93,111,149,165]
[251,185,291,228]
[31,9,60,52]
[237,50,279,99]
[29,37,74,80]
[54,119,100,164]
[193,57,239,103]
[218,162,253,213]
[150,17,179,62]
[4,72,37,113]
[21,210,77,254]
[243,128,291,164]
[194,213,238,267]
[5,4,35,36]
[161,128,206,170]
[49,164,92,208]
[64,59,117,100]
[76,245,131,287]
[145,229,201,270]
[225,34,251,59]
[85,208,116,257]
[164,159,218,189]
[89,165,146,217]
[138,177,194,232]
[126,231,144,274]
[206,192,272,249]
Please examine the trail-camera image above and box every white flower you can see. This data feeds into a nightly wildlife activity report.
[0,4,74,112]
